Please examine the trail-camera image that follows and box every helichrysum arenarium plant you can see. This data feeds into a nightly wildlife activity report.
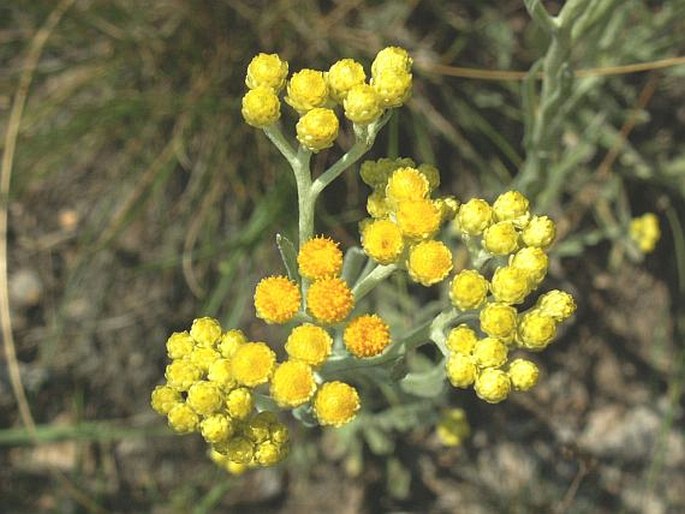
[151,46,579,473]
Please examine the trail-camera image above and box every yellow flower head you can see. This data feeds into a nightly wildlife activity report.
[407,239,454,286]
[436,408,470,447]
[510,246,549,285]
[313,381,361,427]
[285,324,332,367]
[490,265,531,305]
[285,69,329,113]
[224,436,255,465]
[254,275,301,324]
[307,277,354,324]
[482,221,519,256]
[150,385,181,415]
[207,358,236,390]
[418,163,440,191]
[165,359,202,392]
[188,345,220,373]
[630,212,660,253]
[270,360,317,408]
[167,403,200,433]
[255,440,286,467]
[296,107,339,152]
[372,46,413,75]
[245,53,289,91]
[508,358,540,391]
[446,324,478,354]
[344,83,383,125]
[218,329,247,358]
[396,199,442,239]
[241,87,281,128]
[435,196,460,222]
[449,269,488,311]
[492,191,530,227]
[371,69,413,108]
[186,380,223,416]
[361,218,405,264]
[536,289,576,322]
[479,302,518,342]
[473,337,509,368]
[230,342,276,387]
[385,167,430,204]
[474,368,511,404]
[366,191,391,218]
[359,157,415,189]
[226,387,254,420]
[521,215,556,249]
[190,317,222,347]
[456,198,494,236]
[244,411,278,443]
[327,58,367,102]
[517,310,557,350]
[200,413,234,444]
[343,314,391,358]
[298,236,343,280]
[166,331,195,360]
[446,352,477,388]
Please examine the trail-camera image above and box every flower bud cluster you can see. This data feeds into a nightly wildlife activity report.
[241,47,413,152]
[629,212,660,253]
[359,157,458,286]
[150,318,289,470]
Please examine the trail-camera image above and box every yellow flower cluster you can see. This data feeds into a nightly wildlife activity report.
[241,47,413,152]
[629,212,660,253]
[359,157,458,286]
[435,408,470,447]
[151,318,289,469]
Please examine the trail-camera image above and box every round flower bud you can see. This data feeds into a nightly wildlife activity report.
[166,331,195,360]
[435,408,470,447]
[418,163,440,191]
[230,342,276,387]
[449,269,488,311]
[474,368,511,404]
[361,219,405,264]
[327,58,366,102]
[269,420,290,445]
[482,221,519,256]
[517,310,557,350]
[207,358,236,390]
[218,329,247,358]
[343,314,391,358]
[255,440,285,467]
[200,413,234,444]
[630,212,660,253]
[307,277,354,324]
[508,359,539,391]
[188,345,220,373]
[473,337,509,368]
[245,53,288,91]
[241,87,281,128]
[536,290,576,322]
[492,191,530,227]
[371,69,412,108]
[510,246,548,285]
[396,199,442,239]
[244,411,278,444]
[456,198,493,236]
[226,387,253,420]
[165,359,202,392]
[407,239,453,286]
[186,380,223,416]
[254,275,301,324]
[479,302,518,342]
[372,46,413,76]
[344,83,383,125]
[296,107,339,152]
[167,403,199,433]
[366,191,391,218]
[313,381,361,427]
[285,69,329,113]
[490,266,531,305]
[285,324,332,367]
[436,196,460,222]
[446,352,477,388]
[190,317,222,347]
[298,236,343,280]
[225,436,255,465]
[446,324,478,354]
[270,360,317,408]
[385,167,430,204]
[521,215,556,249]
[151,385,181,415]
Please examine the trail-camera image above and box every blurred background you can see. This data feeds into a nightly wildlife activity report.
[1,1,684,512]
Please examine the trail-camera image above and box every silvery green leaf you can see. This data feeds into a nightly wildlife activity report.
[399,361,446,398]
[291,404,318,427]
[342,245,369,285]
[276,233,299,281]
[363,425,394,455]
